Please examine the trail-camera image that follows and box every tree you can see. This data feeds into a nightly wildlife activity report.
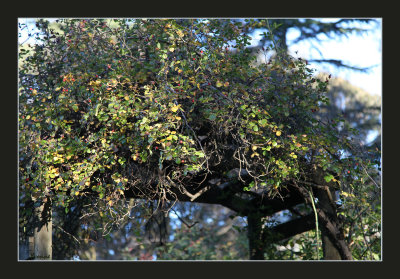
[236,18,378,72]
[19,18,380,260]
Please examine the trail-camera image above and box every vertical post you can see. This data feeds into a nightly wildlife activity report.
[33,201,52,260]
[313,167,344,260]
[247,213,265,260]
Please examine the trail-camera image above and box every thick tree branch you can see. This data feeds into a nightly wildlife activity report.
[263,213,315,242]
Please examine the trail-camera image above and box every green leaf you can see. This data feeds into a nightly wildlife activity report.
[253,125,259,132]
[208,114,216,121]
[258,119,268,127]
[324,174,334,183]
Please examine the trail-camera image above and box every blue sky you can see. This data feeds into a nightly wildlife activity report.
[288,18,382,97]
[248,18,382,97]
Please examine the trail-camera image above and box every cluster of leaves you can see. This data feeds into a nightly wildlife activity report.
[19,18,380,260]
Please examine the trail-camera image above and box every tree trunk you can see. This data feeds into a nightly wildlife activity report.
[33,202,52,260]
[247,213,264,260]
[312,167,352,260]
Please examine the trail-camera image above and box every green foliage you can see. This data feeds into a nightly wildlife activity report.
[19,18,380,260]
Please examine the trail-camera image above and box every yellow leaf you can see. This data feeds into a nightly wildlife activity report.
[276,131,282,136]
[171,105,180,112]
[251,145,257,151]
[251,152,259,158]
[169,47,175,52]
[224,82,229,87]
[26,115,31,120]
[166,135,173,141]
[124,96,129,101]
[75,191,80,196]
[216,81,223,88]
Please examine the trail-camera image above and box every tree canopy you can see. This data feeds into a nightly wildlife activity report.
[19,18,381,260]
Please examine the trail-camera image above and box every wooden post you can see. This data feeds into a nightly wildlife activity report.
[33,201,52,260]
[247,213,265,260]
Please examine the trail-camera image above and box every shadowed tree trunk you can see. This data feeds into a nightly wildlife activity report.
[313,167,352,260]
[314,187,342,260]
